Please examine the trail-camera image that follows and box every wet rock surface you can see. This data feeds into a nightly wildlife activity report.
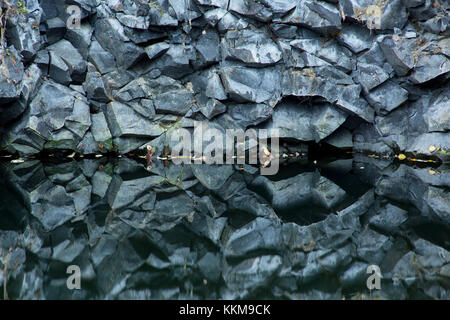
[0,0,447,162]
[0,0,448,301]
[0,158,448,299]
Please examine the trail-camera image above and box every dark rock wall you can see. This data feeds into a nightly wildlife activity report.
[0,0,448,159]
[0,1,449,299]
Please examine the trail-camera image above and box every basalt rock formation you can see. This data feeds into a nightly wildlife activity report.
[0,0,449,301]
[0,0,448,162]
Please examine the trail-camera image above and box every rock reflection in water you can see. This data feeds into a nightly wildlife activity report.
[0,157,448,300]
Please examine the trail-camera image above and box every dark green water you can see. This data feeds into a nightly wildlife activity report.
[0,156,449,299]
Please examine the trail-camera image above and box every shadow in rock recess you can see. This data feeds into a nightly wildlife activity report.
[0,157,449,300]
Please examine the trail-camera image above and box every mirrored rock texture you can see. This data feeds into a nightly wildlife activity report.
[0,0,448,162]
[0,158,448,299]
[0,0,449,301]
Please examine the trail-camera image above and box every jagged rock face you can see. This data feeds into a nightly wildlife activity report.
[0,0,448,300]
[0,0,447,160]
[261,99,348,142]
[0,157,449,299]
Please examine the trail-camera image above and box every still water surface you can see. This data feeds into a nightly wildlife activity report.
[0,156,448,299]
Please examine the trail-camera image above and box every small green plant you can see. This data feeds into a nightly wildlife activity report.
[16,0,28,14]
[148,0,165,17]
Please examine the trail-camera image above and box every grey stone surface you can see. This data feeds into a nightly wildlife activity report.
[410,54,450,84]
[44,17,66,45]
[222,28,282,66]
[47,39,87,83]
[144,42,170,61]
[5,2,42,61]
[48,51,71,85]
[1,80,90,154]
[229,103,273,129]
[147,44,196,79]
[65,22,93,59]
[277,0,341,33]
[0,0,447,163]
[105,101,164,138]
[324,128,353,149]
[340,0,408,30]
[0,1,449,300]
[94,18,145,70]
[379,35,416,76]
[290,38,353,72]
[88,40,117,75]
[0,46,24,106]
[83,64,109,102]
[220,66,281,106]
[199,98,227,120]
[91,112,113,151]
[366,80,409,114]
[261,100,348,142]
[338,24,373,54]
